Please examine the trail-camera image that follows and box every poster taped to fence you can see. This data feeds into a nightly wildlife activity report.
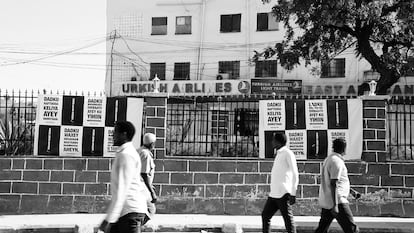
[83,96,106,127]
[37,95,63,125]
[59,126,83,156]
[34,95,143,157]
[259,99,362,160]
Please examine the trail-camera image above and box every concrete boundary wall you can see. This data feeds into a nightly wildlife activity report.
[0,157,413,216]
[0,96,413,216]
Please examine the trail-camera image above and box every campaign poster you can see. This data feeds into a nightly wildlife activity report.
[103,127,117,157]
[260,100,286,130]
[259,100,286,159]
[305,100,328,130]
[285,100,306,130]
[306,130,328,159]
[35,94,144,157]
[105,97,127,127]
[127,98,144,148]
[82,127,104,156]
[37,95,63,125]
[343,99,363,160]
[327,100,348,129]
[83,96,106,127]
[286,130,307,160]
[59,126,83,156]
[327,130,350,155]
[264,130,284,158]
[258,99,362,160]
[61,96,84,126]
[36,125,61,156]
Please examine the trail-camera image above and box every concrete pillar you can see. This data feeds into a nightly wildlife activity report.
[361,96,390,162]
[144,96,167,159]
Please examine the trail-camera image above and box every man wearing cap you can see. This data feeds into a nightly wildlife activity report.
[315,138,359,233]
[137,133,158,220]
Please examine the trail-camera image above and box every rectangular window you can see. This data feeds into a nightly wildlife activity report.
[255,60,277,77]
[321,58,345,78]
[174,62,190,80]
[257,13,278,31]
[220,14,241,33]
[218,61,240,79]
[234,108,259,136]
[150,63,166,80]
[175,16,192,34]
[152,17,167,35]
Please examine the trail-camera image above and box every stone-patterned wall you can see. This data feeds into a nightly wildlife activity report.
[0,157,112,214]
[362,97,388,162]
[0,96,413,216]
[1,157,413,216]
[152,159,414,217]
[143,97,167,159]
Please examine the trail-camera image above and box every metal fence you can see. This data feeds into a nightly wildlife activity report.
[165,95,354,158]
[2,89,414,160]
[0,90,37,156]
[387,96,414,160]
[0,90,103,156]
[166,96,260,157]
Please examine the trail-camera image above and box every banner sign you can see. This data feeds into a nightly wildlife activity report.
[251,79,302,94]
[34,95,144,157]
[259,99,362,160]
[301,83,360,96]
[114,79,251,96]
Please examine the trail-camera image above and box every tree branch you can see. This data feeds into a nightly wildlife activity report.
[370,38,413,49]
[325,24,356,37]
[381,1,404,17]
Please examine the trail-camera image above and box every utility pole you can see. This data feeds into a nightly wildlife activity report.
[196,0,206,80]
[109,30,117,96]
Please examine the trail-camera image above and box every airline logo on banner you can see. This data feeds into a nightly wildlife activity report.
[115,80,251,96]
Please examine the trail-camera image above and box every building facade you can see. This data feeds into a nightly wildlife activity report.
[105,0,382,97]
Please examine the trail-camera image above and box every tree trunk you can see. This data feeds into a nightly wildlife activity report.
[357,34,400,95]
[376,69,400,95]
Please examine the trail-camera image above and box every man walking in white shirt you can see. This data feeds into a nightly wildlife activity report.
[262,132,299,233]
[99,121,148,233]
[315,138,359,233]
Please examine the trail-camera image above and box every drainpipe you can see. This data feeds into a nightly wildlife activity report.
[246,0,251,79]
[196,0,206,80]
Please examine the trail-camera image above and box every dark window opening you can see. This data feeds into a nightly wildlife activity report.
[220,14,241,33]
[174,62,190,80]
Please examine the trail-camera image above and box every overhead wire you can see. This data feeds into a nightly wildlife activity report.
[0,37,108,67]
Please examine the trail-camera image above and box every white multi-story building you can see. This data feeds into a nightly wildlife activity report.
[106,0,382,97]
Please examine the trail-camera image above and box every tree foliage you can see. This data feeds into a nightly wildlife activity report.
[255,0,414,94]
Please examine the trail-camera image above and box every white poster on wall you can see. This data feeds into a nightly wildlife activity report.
[286,130,307,160]
[36,95,63,125]
[59,126,83,156]
[259,99,363,160]
[83,96,106,127]
[103,127,117,157]
[305,100,328,130]
[34,95,144,157]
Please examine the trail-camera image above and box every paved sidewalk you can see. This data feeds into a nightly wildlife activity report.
[0,214,413,233]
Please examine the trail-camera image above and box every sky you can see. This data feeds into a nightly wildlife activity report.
[0,0,107,93]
